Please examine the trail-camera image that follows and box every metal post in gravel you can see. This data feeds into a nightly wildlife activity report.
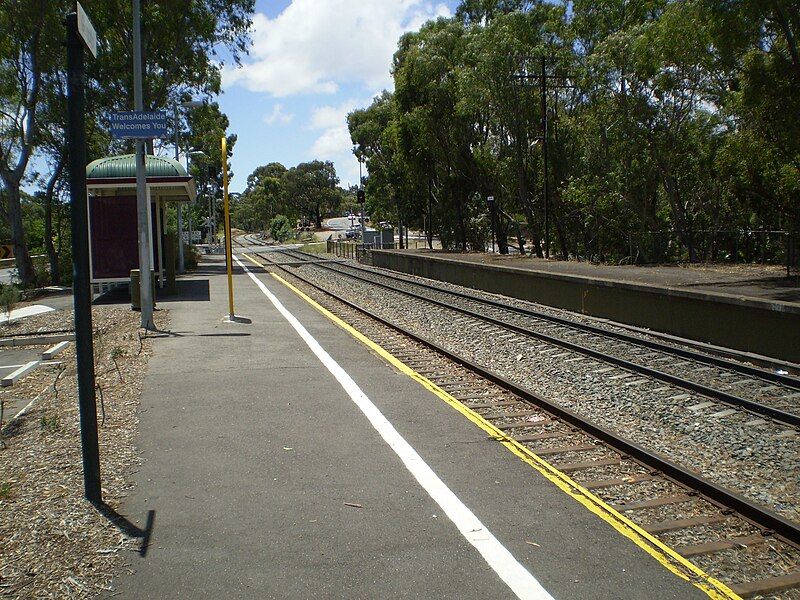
[66,6,101,503]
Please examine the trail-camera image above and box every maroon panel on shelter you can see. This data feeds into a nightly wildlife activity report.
[89,195,139,279]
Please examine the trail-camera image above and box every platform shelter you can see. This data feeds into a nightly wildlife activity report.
[85,154,195,285]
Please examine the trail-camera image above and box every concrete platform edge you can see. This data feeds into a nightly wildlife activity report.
[370,250,799,363]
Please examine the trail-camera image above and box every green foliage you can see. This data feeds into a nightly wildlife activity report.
[0,284,21,321]
[282,161,342,229]
[233,160,346,232]
[232,162,288,231]
[1,0,255,284]
[269,215,293,243]
[0,482,12,500]
[39,413,61,434]
[183,243,200,270]
[344,0,799,263]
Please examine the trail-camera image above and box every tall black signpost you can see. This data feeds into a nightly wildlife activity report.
[66,4,101,503]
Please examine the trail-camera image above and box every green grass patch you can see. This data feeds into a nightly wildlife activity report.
[0,482,12,500]
[40,414,60,433]
[300,241,327,255]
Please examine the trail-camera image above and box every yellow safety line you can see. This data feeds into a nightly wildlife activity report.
[241,252,740,600]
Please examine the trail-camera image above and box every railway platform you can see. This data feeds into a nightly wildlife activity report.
[369,249,800,363]
[110,253,713,599]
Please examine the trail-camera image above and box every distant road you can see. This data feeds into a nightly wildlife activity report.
[325,216,360,232]
[0,268,15,285]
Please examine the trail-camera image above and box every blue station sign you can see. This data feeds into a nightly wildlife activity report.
[109,111,168,139]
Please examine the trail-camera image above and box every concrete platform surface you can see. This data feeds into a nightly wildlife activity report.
[403,249,799,304]
[109,255,707,599]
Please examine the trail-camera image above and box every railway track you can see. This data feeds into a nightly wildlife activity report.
[277,246,800,426]
[234,238,800,598]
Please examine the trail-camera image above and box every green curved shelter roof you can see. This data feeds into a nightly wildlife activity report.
[86,154,188,179]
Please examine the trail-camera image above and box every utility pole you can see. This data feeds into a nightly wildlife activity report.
[173,104,184,273]
[512,55,573,260]
[487,196,496,253]
[358,156,365,237]
[66,5,101,503]
[540,56,550,259]
[133,0,154,328]
[222,136,235,320]
[427,176,433,250]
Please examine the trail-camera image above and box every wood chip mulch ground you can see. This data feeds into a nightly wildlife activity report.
[0,305,169,598]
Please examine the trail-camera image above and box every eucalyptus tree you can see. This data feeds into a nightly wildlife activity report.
[0,1,63,284]
[348,0,798,264]
[282,161,341,229]
[0,0,254,285]
[701,0,800,249]
[183,102,237,232]
[348,92,427,245]
[393,18,488,250]
[234,162,287,231]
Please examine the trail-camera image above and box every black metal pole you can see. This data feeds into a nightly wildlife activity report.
[541,55,550,259]
[66,13,101,503]
[488,197,496,253]
[427,177,433,250]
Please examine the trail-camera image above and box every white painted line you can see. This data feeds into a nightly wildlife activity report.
[42,340,70,360]
[1,360,40,387]
[234,255,553,600]
[0,304,55,324]
[1,384,52,433]
[0,361,60,370]
[0,333,74,347]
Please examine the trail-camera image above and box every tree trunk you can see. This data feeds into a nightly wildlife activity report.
[6,184,35,286]
[455,194,468,251]
[497,213,509,254]
[397,201,405,249]
[44,159,64,285]
[521,202,544,258]
[551,189,570,260]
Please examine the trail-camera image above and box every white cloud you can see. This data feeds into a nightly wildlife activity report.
[223,0,451,97]
[308,95,377,134]
[308,97,375,185]
[309,124,363,188]
[309,99,361,130]
[263,103,295,125]
[310,126,353,159]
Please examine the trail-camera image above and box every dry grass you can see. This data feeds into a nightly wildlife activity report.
[0,305,168,598]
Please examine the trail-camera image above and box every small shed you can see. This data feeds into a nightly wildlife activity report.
[86,154,195,284]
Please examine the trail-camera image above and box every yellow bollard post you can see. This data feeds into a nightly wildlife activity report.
[222,136,234,320]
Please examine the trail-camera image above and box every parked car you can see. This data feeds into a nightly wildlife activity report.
[345,227,360,239]
[379,221,393,229]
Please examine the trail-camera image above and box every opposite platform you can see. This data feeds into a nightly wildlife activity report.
[109,254,710,599]
[370,249,800,363]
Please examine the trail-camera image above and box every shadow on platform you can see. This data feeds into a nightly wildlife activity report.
[92,502,155,557]
[190,263,247,276]
[144,328,250,339]
[93,279,211,306]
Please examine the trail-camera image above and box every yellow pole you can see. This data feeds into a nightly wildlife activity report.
[222,136,234,319]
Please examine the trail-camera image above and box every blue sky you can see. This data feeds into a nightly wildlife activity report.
[220,0,458,192]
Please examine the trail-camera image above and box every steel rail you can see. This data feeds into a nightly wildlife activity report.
[285,247,800,388]
[275,249,800,427]
[245,248,800,548]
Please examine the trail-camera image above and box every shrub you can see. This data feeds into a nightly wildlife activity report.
[269,214,293,243]
[183,243,200,269]
[0,284,21,322]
